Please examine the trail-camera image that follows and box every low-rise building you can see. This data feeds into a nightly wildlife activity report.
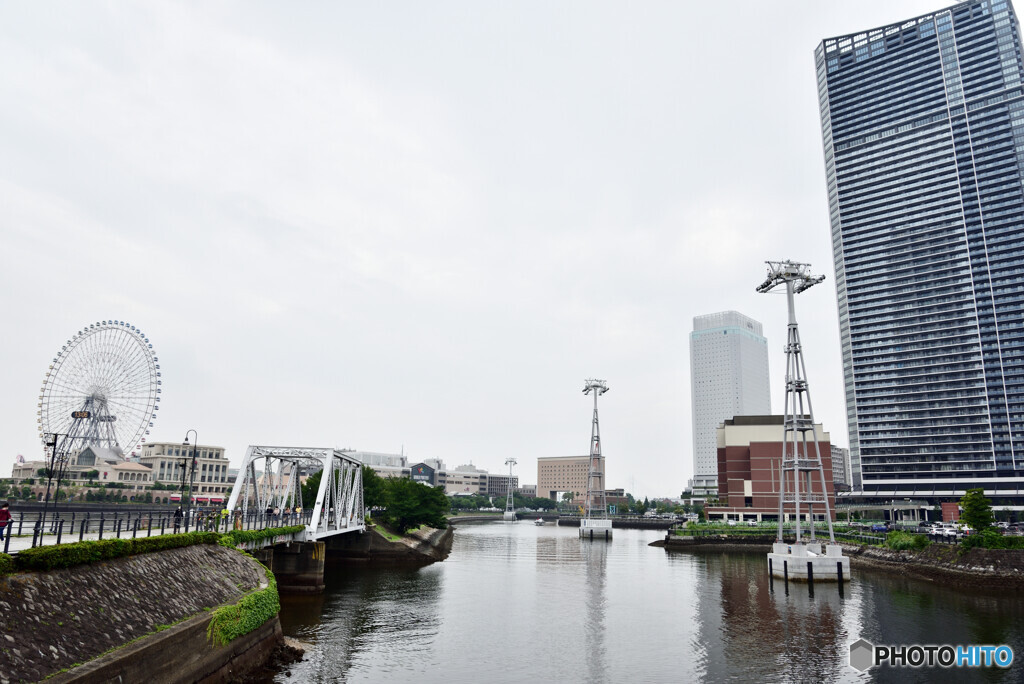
[516,484,537,498]
[486,472,519,498]
[137,442,232,500]
[706,415,835,523]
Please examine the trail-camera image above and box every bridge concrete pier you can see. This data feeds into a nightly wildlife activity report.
[270,541,326,594]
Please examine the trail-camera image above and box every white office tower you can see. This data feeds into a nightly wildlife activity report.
[690,311,771,497]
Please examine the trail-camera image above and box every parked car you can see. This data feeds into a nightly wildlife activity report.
[871,523,889,533]
[746,520,758,527]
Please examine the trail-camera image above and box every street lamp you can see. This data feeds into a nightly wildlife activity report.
[183,430,198,526]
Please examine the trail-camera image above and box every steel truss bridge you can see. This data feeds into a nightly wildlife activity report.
[226,445,365,541]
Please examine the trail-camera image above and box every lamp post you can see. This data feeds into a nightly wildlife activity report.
[183,430,198,526]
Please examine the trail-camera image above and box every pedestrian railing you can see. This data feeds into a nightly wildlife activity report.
[2,509,314,555]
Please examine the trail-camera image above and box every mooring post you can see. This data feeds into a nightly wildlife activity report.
[79,518,86,543]
[807,561,814,598]
[56,520,64,545]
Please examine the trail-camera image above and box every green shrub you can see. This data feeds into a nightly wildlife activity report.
[884,531,930,551]
[220,526,304,548]
[962,529,1024,550]
[0,553,14,575]
[207,565,279,646]
[14,531,220,572]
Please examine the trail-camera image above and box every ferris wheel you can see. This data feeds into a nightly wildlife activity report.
[38,320,161,459]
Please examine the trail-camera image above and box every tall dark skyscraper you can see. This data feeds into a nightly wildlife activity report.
[817,0,1024,501]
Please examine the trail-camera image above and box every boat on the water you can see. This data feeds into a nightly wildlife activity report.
[534,518,545,526]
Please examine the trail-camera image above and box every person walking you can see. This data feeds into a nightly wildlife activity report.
[173,506,183,533]
[0,502,11,544]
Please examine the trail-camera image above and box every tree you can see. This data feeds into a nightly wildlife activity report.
[383,478,449,534]
[532,497,557,511]
[85,469,99,483]
[960,488,994,532]
[562,491,575,503]
[301,470,324,510]
[362,466,388,509]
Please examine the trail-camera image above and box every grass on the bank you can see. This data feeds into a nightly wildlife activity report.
[370,524,406,543]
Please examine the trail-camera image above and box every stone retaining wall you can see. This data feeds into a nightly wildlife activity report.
[845,544,1024,588]
[0,543,266,683]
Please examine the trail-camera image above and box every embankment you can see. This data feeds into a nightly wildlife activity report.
[0,543,275,683]
[325,525,453,566]
[653,534,1024,588]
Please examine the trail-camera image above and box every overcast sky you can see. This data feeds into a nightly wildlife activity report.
[1,1,949,498]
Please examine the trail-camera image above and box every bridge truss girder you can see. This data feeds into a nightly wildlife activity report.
[226,445,365,541]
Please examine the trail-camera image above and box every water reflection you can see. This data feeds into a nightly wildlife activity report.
[581,540,608,683]
[278,565,443,682]
[277,525,1024,683]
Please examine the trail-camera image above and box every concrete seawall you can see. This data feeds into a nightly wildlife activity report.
[325,526,454,566]
[653,535,1024,588]
[0,543,277,683]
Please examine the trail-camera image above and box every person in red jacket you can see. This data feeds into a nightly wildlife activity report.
[0,502,11,543]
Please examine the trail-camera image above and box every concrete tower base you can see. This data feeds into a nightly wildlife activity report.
[767,542,850,582]
[580,518,612,540]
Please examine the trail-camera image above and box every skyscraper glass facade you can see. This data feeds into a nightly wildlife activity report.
[817,0,1024,498]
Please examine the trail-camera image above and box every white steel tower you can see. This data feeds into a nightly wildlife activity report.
[758,260,848,581]
[756,260,835,543]
[503,456,517,522]
[580,378,612,540]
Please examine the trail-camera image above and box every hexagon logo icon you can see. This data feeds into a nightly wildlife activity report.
[849,638,874,671]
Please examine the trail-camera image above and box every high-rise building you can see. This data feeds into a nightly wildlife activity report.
[817,0,1024,501]
[831,445,852,488]
[689,311,771,497]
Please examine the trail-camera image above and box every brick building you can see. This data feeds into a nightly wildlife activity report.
[707,415,835,523]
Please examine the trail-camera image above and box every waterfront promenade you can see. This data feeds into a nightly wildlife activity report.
[0,508,308,554]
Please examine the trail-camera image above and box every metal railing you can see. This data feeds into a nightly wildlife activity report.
[1,509,314,554]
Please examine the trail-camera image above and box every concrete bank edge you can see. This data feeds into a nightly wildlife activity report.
[45,606,282,684]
